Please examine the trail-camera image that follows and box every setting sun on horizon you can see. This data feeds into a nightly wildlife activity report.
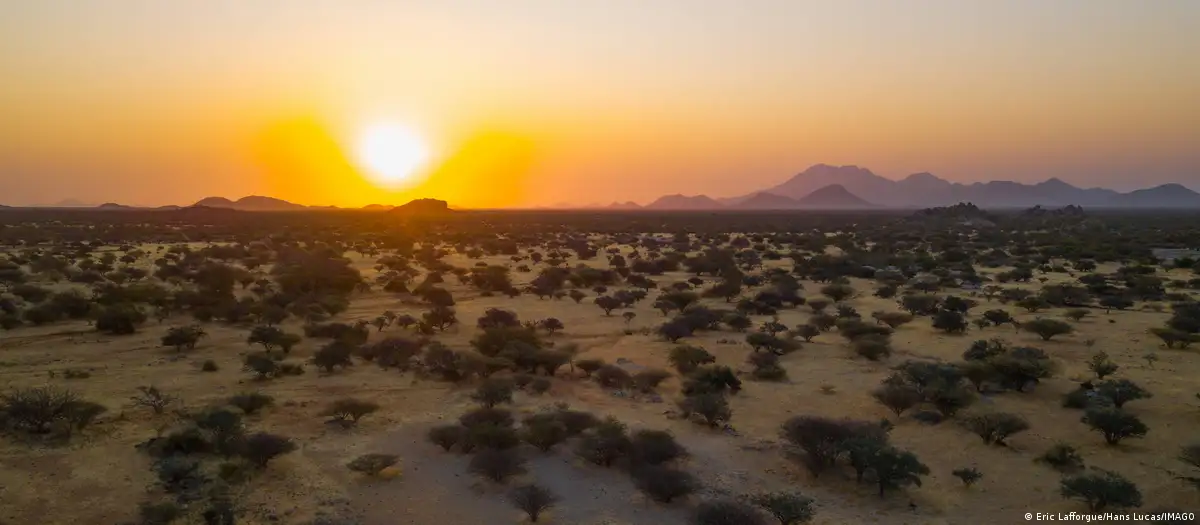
[1,1,1197,208]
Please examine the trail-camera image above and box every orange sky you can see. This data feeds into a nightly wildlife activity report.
[1,1,1198,207]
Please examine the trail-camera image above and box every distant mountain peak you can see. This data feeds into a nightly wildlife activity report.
[794,184,874,208]
[388,198,453,215]
[645,194,722,210]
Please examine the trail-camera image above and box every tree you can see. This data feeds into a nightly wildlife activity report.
[594,295,622,316]
[658,320,693,342]
[322,398,380,426]
[1060,469,1142,511]
[952,467,982,488]
[749,492,815,525]
[1088,352,1119,380]
[867,446,929,498]
[632,465,698,503]
[509,484,559,523]
[469,449,526,483]
[311,342,354,372]
[472,377,516,408]
[428,424,465,452]
[1016,296,1050,313]
[692,500,767,525]
[131,386,176,415]
[575,417,631,467]
[622,311,637,325]
[779,416,886,477]
[963,412,1029,446]
[95,304,147,334]
[871,383,921,418]
[522,417,569,452]
[677,393,732,428]
[628,429,689,466]
[820,284,854,302]
[1023,318,1074,341]
[900,295,940,316]
[669,345,716,374]
[1094,379,1152,409]
[1099,295,1134,313]
[1082,408,1148,445]
[160,325,206,352]
[1150,327,1198,349]
[247,325,286,352]
[1,386,83,434]
[932,310,969,334]
[240,432,296,468]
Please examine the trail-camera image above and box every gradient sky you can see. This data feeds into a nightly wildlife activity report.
[2,0,1198,207]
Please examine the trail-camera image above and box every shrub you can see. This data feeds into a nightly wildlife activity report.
[952,467,982,487]
[469,449,526,483]
[1087,352,1119,379]
[508,484,559,523]
[792,324,820,342]
[1038,443,1085,472]
[594,364,633,389]
[1082,408,1148,445]
[630,429,688,465]
[139,501,182,525]
[779,416,887,477]
[853,336,893,361]
[963,412,1030,446]
[932,310,969,334]
[95,304,147,334]
[460,407,514,429]
[692,499,767,525]
[1,386,81,434]
[1060,469,1143,511]
[240,432,296,468]
[321,398,380,426]
[472,377,516,407]
[467,423,520,451]
[574,358,605,377]
[632,465,698,503]
[749,492,815,525]
[161,325,206,352]
[311,342,354,372]
[683,366,741,396]
[1094,379,1152,409]
[346,453,399,476]
[528,377,552,395]
[867,446,929,498]
[575,417,631,467]
[227,392,274,415]
[678,393,731,427]
[1023,319,1074,341]
[554,409,598,436]
[131,386,176,415]
[873,311,914,329]
[522,417,569,452]
[871,383,921,418]
[201,360,219,372]
[633,369,673,393]
[428,424,465,452]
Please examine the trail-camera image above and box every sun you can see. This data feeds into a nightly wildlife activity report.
[354,123,431,189]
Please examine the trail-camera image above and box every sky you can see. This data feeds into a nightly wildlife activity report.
[1,0,1198,208]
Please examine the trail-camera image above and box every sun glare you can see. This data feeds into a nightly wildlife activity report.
[354,123,431,189]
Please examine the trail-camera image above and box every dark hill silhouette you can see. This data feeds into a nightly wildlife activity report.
[191,196,305,211]
[794,184,874,209]
[362,204,395,211]
[1109,184,1200,208]
[644,194,723,210]
[605,201,643,210]
[732,192,801,210]
[96,203,135,210]
[388,198,453,215]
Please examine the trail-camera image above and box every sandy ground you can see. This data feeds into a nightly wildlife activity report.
[2,251,1199,525]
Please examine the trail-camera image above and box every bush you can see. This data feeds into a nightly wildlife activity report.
[678,393,731,427]
[633,368,672,393]
[1038,443,1085,472]
[1088,352,1119,379]
[201,360,219,372]
[630,429,688,465]
[460,407,514,429]
[632,465,698,503]
[554,409,598,436]
[311,342,354,372]
[1060,469,1143,511]
[575,358,605,377]
[467,423,521,451]
[95,304,147,334]
[1,386,82,434]
[1082,408,1148,445]
[867,446,929,498]
[1023,319,1074,341]
[683,366,742,396]
[131,386,176,415]
[161,325,206,352]
[321,398,380,426]
[952,467,982,487]
[508,484,559,523]
[1094,379,1152,409]
[428,424,465,452]
[594,364,633,389]
[853,336,893,361]
[963,412,1029,446]
[692,499,767,525]
[669,345,716,374]
[522,417,569,452]
[346,453,399,476]
[528,377,552,395]
[749,492,815,524]
[932,310,969,334]
[575,417,631,467]
[469,449,526,483]
[240,432,296,468]
[227,392,274,415]
[779,416,887,477]
[472,377,516,407]
[871,383,921,418]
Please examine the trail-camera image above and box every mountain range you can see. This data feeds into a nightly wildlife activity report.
[6,164,1199,211]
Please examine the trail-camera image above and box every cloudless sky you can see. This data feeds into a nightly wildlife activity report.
[1,0,1198,207]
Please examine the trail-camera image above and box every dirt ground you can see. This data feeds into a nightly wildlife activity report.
[2,251,1199,525]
